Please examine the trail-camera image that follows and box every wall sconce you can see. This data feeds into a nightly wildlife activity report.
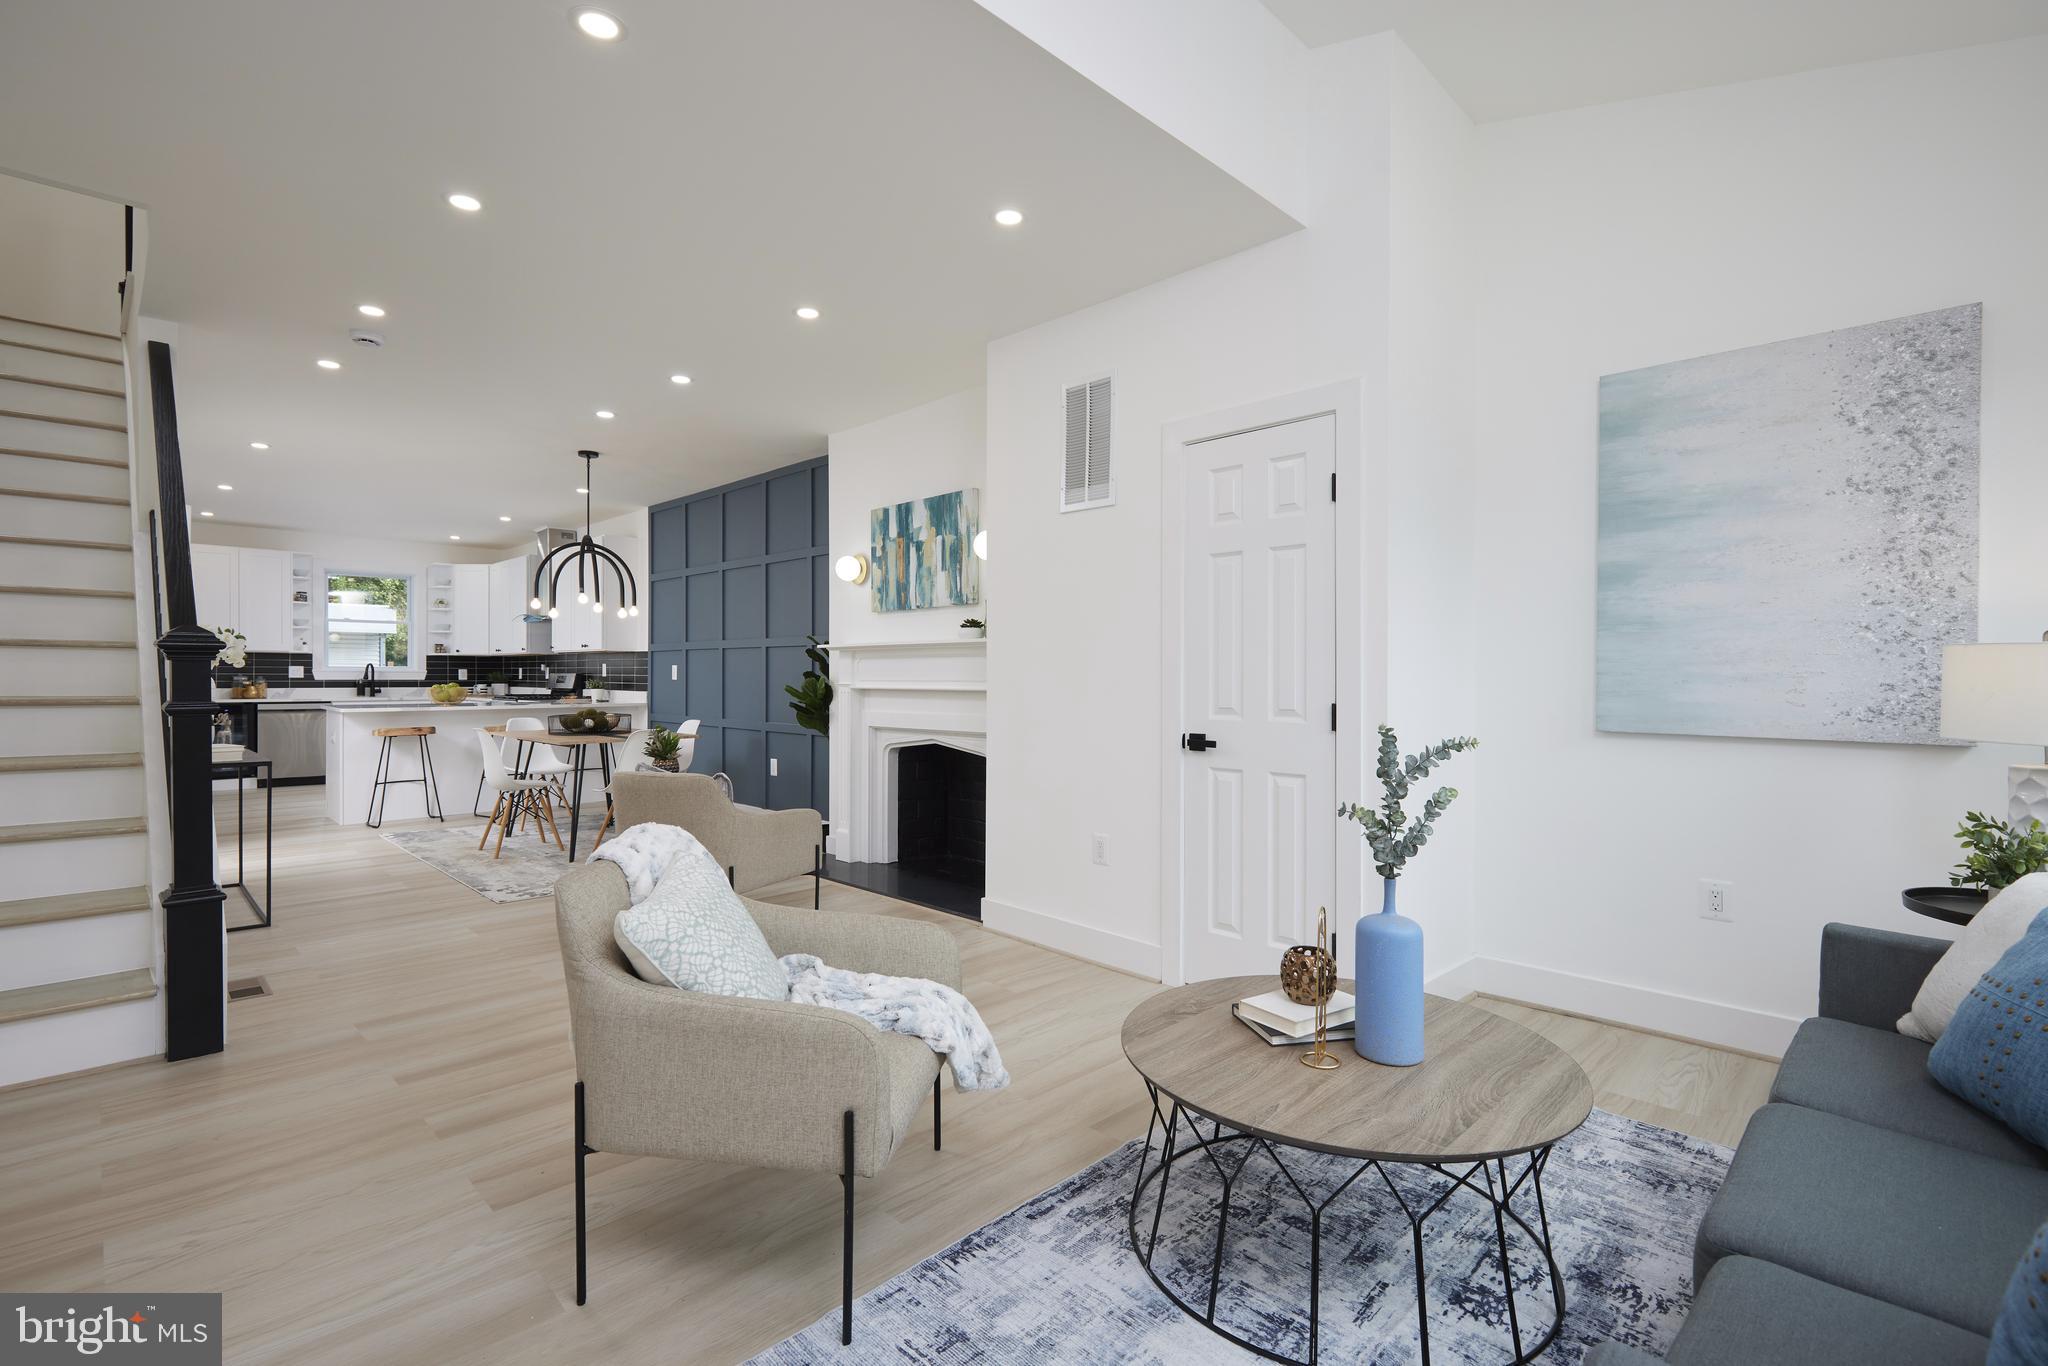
[972,529,988,561]
[834,553,869,585]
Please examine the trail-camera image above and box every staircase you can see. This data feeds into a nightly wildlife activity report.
[0,310,162,1088]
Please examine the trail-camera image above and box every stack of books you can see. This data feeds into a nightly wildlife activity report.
[1233,988,1357,1046]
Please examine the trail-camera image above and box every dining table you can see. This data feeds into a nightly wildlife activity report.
[483,725,630,862]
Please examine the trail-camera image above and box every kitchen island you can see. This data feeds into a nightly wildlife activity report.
[324,700,642,827]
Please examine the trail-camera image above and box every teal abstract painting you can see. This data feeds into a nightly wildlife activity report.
[871,489,980,613]
[1597,304,1980,746]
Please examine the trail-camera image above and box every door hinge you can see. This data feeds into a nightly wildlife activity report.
[1330,471,1337,502]
[1330,702,1337,732]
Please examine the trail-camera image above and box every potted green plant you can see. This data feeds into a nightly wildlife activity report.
[1951,812,2048,890]
[1337,725,1478,1066]
[961,616,986,638]
[784,636,832,736]
[642,726,684,773]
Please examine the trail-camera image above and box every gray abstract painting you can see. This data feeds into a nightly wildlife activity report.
[1597,303,1980,745]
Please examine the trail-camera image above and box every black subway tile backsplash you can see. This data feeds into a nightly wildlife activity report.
[215,651,649,691]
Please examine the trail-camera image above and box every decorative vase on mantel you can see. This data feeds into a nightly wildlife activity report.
[1354,877,1424,1066]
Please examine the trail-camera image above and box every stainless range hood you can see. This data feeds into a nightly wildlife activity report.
[517,528,579,635]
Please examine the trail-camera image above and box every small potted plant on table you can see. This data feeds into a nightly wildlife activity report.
[642,726,684,773]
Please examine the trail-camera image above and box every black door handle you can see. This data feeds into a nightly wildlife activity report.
[1182,732,1218,751]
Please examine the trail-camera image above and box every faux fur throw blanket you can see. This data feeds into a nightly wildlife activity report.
[594,823,1010,1091]
[782,954,1010,1091]
[591,821,720,901]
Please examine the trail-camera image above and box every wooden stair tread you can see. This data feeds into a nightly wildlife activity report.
[0,752,143,773]
[0,338,124,367]
[0,373,124,399]
[0,886,149,930]
[0,815,148,845]
[0,696,141,707]
[0,534,131,552]
[0,312,121,343]
[0,447,127,470]
[0,969,156,1026]
[0,584,133,598]
[0,638,136,649]
[0,485,129,506]
[0,408,126,433]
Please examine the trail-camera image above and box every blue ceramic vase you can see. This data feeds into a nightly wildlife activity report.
[1354,877,1424,1065]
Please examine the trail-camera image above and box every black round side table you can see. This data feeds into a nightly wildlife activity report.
[1901,887,1990,926]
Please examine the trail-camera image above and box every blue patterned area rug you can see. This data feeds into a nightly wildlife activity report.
[749,1108,1727,1364]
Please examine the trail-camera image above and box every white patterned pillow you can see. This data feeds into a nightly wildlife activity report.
[613,849,786,1000]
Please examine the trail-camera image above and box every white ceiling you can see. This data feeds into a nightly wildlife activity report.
[0,0,1296,542]
[1260,0,2048,121]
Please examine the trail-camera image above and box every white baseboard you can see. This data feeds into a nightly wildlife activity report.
[1424,955,1485,1001]
[981,898,1163,980]
[1471,956,1799,1059]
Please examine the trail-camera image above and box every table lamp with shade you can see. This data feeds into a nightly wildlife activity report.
[1941,639,2048,829]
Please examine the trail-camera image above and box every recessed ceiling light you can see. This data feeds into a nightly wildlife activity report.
[199,510,214,517]
[250,442,269,450]
[216,483,233,491]
[574,8,623,40]
[357,303,386,318]
[993,208,1024,227]
[670,373,691,385]
[446,192,482,213]
[499,515,513,522]
[795,306,820,321]
[316,358,341,370]
[449,534,462,541]
[595,410,614,420]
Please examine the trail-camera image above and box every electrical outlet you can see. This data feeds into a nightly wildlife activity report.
[1699,879,1733,923]
[293,665,308,679]
[457,668,468,682]
[1092,834,1109,866]
[769,757,779,777]
[671,664,678,681]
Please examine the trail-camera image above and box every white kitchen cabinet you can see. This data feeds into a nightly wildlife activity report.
[488,555,532,653]
[190,544,237,635]
[449,563,490,654]
[235,548,292,652]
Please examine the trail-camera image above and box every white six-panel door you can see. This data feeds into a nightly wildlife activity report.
[1180,415,1337,983]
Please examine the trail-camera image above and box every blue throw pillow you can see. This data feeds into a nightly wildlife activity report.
[1929,906,2048,1149]
[1991,1220,2048,1366]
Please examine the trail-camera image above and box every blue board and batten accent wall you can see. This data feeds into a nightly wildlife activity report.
[648,457,829,812]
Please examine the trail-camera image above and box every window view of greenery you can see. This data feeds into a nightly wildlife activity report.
[326,573,411,668]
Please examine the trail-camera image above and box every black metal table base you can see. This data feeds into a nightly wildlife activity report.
[1127,1082,1564,1366]
[213,756,273,931]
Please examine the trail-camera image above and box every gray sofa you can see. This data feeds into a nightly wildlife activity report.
[1587,923,2047,1366]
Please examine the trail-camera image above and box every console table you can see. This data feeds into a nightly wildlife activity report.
[1122,980,1594,1364]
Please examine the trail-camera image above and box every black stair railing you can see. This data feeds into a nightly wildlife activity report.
[148,338,227,1061]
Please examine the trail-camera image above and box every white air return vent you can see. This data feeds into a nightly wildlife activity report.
[1061,375,1115,512]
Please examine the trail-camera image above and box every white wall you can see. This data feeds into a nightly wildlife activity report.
[0,172,125,335]
[1470,36,2048,1052]
[590,508,650,652]
[981,34,1486,981]
[826,387,988,645]
[193,522,511,568]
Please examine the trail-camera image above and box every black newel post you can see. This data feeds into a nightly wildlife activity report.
[149,340,227,1061]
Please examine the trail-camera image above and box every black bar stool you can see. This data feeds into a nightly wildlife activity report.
[366,725,446,828]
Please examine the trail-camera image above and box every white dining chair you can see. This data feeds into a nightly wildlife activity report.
[475,728,563,858]
[505,714,576,809]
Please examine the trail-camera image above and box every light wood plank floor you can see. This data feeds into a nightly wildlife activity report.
[0,788,1776,1363]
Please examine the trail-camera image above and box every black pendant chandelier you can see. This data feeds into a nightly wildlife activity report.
[529,450,639,622]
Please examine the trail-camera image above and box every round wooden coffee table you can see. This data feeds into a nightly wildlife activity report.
[1122,978,1594,1365]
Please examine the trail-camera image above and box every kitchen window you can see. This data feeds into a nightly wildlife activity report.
[323,571,417,673]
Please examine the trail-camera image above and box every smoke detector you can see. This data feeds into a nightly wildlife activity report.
[349,329,386,349]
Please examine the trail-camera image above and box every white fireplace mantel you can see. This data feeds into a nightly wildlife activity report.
[827,639,986,865]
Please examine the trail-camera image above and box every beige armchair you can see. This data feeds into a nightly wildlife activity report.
[555,858,960,1344]
[598,770,825,901]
